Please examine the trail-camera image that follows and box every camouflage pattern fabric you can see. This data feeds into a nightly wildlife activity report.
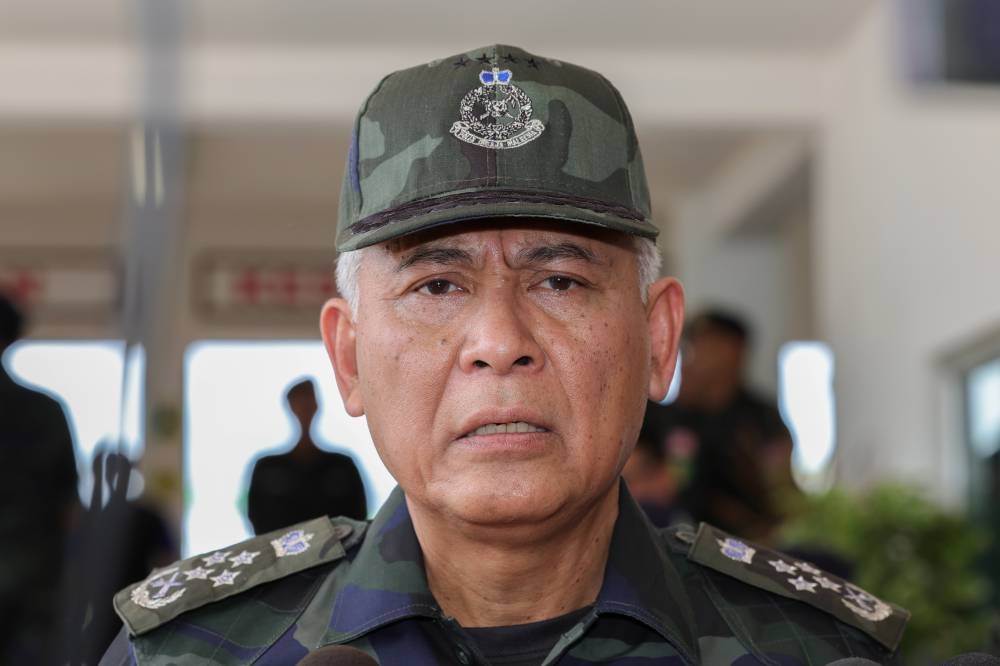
[100,485,905,665]
[337,44,658,251]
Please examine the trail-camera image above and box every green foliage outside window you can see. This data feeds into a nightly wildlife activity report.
[780,484,997,662]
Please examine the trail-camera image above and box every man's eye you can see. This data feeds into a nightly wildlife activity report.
[542,276,579,291]
[417,279,459,296]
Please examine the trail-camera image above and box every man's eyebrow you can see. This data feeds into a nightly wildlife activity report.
[396,246,476,271]
[515,242,603,266]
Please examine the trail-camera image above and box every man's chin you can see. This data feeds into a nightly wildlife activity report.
[433,484,568,528]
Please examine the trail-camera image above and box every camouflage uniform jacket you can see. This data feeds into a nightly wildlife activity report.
[101,485,908,665]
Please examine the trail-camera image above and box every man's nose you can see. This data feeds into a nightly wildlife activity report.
[458,290,544,375]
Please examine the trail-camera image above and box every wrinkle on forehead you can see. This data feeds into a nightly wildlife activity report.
[381,220,632,271]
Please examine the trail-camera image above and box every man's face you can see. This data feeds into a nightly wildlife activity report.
[322,221,682,527]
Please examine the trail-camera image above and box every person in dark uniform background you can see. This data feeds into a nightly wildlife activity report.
[0,293,80,664]
[645,308,799,543]
[621,420,688,528]
[246,377,367,534]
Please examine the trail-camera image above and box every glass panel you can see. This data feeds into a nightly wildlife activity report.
[183,340,395,557]
[778,341,836,492]
[4,340,145,504]
[966,357,1000,459]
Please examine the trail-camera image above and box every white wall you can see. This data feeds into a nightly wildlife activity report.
[670,180,812,395]
[817,0,1000,506]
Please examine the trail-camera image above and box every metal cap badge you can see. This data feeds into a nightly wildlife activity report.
[336,44,657,252]
[450,66,545,149]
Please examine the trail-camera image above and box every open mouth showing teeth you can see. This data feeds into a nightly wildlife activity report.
[464,422,547,437]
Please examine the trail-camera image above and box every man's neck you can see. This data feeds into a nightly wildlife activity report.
[408,486,619,628]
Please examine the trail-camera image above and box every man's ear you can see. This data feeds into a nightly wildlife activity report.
[645,277,685,402]
[320,298,364,417]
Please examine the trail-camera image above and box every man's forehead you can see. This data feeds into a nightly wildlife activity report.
[380,219,633,257]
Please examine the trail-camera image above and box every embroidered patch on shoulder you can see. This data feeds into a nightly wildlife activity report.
[687,523,909,651]
[115,515,365,637]
[450,67,545,150]
[717,537,756,564]
[271,529,314,557]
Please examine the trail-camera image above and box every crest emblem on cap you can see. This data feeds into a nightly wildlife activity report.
[450,67,545,150]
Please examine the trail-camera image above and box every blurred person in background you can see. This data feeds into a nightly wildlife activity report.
[645,309,798,543]
[62,449,178,665]
[0,293,79,664]
[247,377,367,534]
[621,420,687,528]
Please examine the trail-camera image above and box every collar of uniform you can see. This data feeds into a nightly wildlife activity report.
[592,483,700,662]
[321,484,699,661]
[322,486,439,643]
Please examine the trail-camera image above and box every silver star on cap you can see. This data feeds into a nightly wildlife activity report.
[210,569,241,587]
[788,576,818,593]
[768,559,798,574]
[202,550,231,566]
[228,550,260,567]
[794,560,822,575]
[183,566,215,581]
[813,575,842,592]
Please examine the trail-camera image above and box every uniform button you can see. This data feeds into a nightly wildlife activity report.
[455,647,471,665]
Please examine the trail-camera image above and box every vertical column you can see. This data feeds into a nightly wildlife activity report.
[121,0,187,530]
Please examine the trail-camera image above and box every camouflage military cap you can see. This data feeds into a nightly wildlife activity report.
[337,44,657,251]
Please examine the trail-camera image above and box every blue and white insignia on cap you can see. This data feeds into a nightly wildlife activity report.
[451,67,545,150]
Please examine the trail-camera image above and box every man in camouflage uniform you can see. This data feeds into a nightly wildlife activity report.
[101,45,908,665]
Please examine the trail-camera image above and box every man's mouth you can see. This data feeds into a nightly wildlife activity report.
[464,421,548,437]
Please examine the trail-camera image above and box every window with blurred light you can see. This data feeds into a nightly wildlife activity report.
[778,341,837,493]
[3,341,145,505]
[183,341,395,557]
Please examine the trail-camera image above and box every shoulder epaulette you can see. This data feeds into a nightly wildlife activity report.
[684,523,909,652]
[114,515,366,636]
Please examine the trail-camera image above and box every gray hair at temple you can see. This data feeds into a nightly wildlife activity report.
[334,236,662,317]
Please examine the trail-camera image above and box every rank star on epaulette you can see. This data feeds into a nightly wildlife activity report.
[210,569,240,587]
[814,575,842,592]
[795,560,822,575]
[788,575,818,593]
[183,566,214,581]
[229,550,260,567]
[202,550,230,566]
[768,559,798,574]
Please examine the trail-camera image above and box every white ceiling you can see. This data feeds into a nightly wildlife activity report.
[2,0,874,52]
[1,1,851,226]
